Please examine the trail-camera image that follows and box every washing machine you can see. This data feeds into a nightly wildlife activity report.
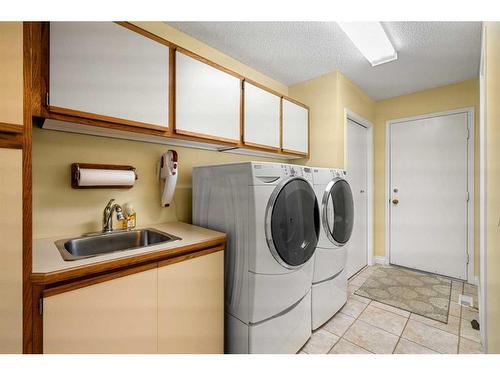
[311,167,354,330]
[192,162,320,354]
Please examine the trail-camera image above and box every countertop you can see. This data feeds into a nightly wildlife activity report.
[32,221,226,284]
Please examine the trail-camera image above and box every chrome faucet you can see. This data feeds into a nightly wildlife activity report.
[102,199,125,232]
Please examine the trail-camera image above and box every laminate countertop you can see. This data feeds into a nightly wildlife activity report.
[31,221,226,284]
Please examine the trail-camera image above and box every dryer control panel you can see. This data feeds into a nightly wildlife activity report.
[281,164,314,184]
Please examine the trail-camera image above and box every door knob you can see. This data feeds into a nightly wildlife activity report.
[392,199,399,205]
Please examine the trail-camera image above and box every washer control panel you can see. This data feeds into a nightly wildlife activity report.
[281,164,314,184]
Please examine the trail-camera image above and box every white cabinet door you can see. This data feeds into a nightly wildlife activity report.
[50,22,169,127]
[243,82,280,149]
[176,51,241,142]
[43,268,158,354]
[158,251,224,353]
[282,99,309,154]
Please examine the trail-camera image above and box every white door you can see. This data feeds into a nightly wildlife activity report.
[389,112,469,280]
[346,119,368,278]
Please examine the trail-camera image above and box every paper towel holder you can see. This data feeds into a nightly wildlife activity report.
[71,163,138,189]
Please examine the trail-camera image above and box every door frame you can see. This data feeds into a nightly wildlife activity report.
[478,23,487,351]
[385,107,475,284]
[344,109,374,268]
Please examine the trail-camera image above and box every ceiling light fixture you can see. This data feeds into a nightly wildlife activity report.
[337,22,397,67]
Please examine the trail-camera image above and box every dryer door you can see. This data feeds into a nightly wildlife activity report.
[265,177,320,269]
[322,177,354,247]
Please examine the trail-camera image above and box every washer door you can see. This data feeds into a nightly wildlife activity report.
[265,177,320,269]
[322,177,354,247]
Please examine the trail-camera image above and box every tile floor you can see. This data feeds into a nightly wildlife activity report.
[300,265,483,354]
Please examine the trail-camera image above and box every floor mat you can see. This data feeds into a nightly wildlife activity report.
[355,265,452,323]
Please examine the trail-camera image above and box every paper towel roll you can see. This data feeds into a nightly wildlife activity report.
[78,168,136,187]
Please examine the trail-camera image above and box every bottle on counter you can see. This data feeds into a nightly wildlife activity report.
[121,203,137,230]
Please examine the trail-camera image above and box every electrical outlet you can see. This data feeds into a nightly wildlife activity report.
[459,294,474,308]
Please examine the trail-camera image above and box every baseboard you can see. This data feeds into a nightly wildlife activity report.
[374,256,387,265]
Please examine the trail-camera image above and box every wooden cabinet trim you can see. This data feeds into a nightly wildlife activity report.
[242,141,281,153]
[0,122,23,134]
[31,237,226,285]
[0,132,23,149]
[244,77,284,99]
[175,129,240,146]
[23,22,35,354]
[176,47,244,80]
[42,262,159,298]
[282,148,308,157]
[282,95,310,110]
[48,106,169,133]
[157,245,223,268]
[115,22,175,48]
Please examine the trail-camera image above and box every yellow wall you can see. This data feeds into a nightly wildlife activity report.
[485,22,500,353]
[374,79,480,275]
[288,71,375,168]
[33,22,286,239]
[288,71,341,167]
[0,22,23,125]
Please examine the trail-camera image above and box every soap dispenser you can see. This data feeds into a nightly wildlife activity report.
[121,203,137,230]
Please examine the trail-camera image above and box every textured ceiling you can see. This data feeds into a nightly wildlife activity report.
[167,22,481,100]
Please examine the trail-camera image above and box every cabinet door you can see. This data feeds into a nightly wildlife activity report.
[43,268,158,354]
[0,22,23,127]
[158,251,224,353]
[0,149,22,353]
[282,99,309,154]
[49,22,169,128]
[243,82,280,149]
[176,51,240,142]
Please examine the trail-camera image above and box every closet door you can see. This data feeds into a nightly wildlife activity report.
[243,81,280,149]
[175,51,241,143]
[282,99,309,155]
[49,22,170,128]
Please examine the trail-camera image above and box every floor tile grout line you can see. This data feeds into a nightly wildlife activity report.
[330,295,374,353]
[398,282,464,354]
[392,314,411,354]
[348,271,453,354]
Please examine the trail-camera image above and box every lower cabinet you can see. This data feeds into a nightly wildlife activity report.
[158,251,224,353]
[42,251,224,354]
[43,268,158,354]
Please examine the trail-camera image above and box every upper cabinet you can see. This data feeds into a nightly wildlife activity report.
[243,81,281,150]
[282,98,309,155]
[175,50,241,143]
[40,22,310,159]
[49,22,170,129]
[0,22,23,128]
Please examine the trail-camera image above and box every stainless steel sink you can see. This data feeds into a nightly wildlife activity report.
[55,228,181,261]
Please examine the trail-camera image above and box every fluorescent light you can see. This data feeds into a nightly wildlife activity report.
[337,22,397,67]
